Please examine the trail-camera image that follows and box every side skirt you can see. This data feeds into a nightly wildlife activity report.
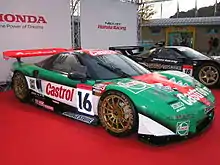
[29,90,100,126]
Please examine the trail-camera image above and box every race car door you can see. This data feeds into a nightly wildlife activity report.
[144,48,185,72]
[31,53,96,116]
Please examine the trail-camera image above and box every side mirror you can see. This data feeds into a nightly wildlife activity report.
[67,65,88,82]
[68,72,87,82]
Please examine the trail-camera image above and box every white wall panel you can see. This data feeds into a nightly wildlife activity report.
[80,0,137,49]
[0,0,72,81]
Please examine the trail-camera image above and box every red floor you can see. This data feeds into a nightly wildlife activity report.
[0,91,220,165]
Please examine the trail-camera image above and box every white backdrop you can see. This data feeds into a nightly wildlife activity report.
[80,0,138,49]
[0,0,72,82]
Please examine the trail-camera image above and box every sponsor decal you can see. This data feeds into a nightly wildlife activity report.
[171,102,186,112]
[0,13,47,30]
[93,83,108,94]
[153,83,173,92]
[182,65,193,76]
[45,83,74,101]
[31,91,44,97]
[29,79,36,89]
[35,99,54,111]
[76,87,94,116]
[203,86,211,93]
[98,21,126,31]
[169,77,188,86]
[16,50,57,56]
[132,73,211,106]
[152,58,178,64]
[117,80,152,94]
[132,73,190,93]
[62,112,94,124]
[176,121,190,136]
[145,63,182,70]
[176,87,211,106]
[168,114,194,120]
[118,80,146,88]
[0,13,47,23]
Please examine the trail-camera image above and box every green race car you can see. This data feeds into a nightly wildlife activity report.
[3,48,215,144]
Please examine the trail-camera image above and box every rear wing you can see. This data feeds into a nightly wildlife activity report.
[109,46,144,56]
[3,48,68,62]
[109,46,144,51]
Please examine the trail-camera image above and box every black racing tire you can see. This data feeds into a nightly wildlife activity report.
[12,71,30,102]
[194,63,220,88]
[98,90,138,137]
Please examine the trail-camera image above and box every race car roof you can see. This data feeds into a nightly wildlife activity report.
[72,49,119,56]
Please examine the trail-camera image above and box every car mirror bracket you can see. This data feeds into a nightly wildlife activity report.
[67,72,87,82]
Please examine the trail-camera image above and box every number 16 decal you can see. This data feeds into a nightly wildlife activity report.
[76,88,94,116]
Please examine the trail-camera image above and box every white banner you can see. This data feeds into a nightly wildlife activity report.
[80,0,138,49]
[0,0,72,82]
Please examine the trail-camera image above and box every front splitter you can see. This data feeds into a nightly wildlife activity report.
[138,111,215,146]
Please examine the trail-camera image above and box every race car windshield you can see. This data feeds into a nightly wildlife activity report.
[177,47,208,59]
[80,54,151,80]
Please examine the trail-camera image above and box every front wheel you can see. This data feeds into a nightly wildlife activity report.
[98,90,138,137]
[195,63,220,87]
[12,72,30,102]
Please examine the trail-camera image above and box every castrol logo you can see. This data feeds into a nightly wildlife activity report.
[176,87,211,106]
[46,83,74,101]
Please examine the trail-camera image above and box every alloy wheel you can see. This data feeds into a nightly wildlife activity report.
[13,73,28,100]
[99,94,134,134]
[199,65,219,86]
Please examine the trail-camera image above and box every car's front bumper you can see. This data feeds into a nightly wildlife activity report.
[138,111,214,145]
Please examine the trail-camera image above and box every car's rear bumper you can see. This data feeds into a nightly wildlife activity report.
[138,111,215,146]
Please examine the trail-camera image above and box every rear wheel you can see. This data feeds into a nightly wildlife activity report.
[12,72,30,102]
[98,90,138,137]
[195,63,220,87]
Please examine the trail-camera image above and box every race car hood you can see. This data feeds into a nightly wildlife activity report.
[211,56,220,64]
[105,71,214,119]
[192,55,220,64]
[133,72,212,105]
[211,56,220,60]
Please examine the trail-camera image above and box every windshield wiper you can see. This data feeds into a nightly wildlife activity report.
[97,62,130,78]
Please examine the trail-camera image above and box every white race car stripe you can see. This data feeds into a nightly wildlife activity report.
[138,113,175,136]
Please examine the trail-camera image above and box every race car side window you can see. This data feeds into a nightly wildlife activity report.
[49,53,84,74]
[165,49,183,59]
[35,54,59,68]
[154,48,182,59]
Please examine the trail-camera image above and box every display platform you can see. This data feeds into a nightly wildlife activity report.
[1,90,220,165]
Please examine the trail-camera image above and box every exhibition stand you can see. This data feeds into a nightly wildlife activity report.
[0,90,220,165]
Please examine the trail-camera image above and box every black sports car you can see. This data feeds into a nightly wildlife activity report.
[109,46,220,87]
